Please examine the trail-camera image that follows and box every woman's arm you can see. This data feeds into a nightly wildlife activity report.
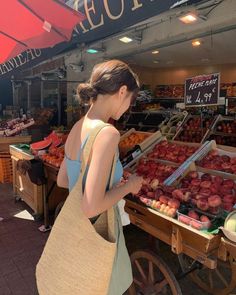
[57,158,69,189]
[81,126,142,218]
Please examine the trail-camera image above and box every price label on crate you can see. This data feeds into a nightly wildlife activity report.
[185,73,220,107]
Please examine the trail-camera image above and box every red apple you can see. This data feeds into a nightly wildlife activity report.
[197,198,209,211]
[168,198,180,209]
[188,210,199,220]
[159,195,170,205]
[208,195,222,207]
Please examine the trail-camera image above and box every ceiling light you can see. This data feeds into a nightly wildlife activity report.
[192,40,201,47]
[87,48,99,54]
[119,36,133,43]
[179,13,198,24]
[152,50,159,54]
[153,60,159,64]
[86,47,105,54]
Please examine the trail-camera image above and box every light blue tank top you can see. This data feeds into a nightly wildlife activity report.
[65,135,123,192]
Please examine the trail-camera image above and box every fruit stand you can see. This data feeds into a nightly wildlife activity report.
[124,139,236,295]
[9,132,68,222]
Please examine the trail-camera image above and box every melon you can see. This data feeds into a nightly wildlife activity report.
[31,139,52,150]
[51,138,62,148]
[224,211,236,232]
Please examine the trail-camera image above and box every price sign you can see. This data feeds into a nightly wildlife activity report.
[185,73,220,107]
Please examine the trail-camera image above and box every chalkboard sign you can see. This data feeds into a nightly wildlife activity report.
[185,73,220,107]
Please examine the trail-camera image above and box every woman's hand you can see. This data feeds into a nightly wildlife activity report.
[126,174,143,195]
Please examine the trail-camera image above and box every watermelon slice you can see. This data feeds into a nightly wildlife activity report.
[51,137,62,148]
[44,131,59,141]
[31,139,52,150]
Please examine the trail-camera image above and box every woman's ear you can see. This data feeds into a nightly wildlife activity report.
[119,85,128,98]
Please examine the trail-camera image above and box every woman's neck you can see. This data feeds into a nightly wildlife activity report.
[86,99,112,123]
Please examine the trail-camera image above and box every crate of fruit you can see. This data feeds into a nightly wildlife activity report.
[165,163,236,213]
[196,140,236,180]
[159,111,188,139]
[125,159,180,218]
[0,152,13,183]
[137,138,202,166]
[119,129,161,159]
[173,114,216,143]
[206,115,236,147]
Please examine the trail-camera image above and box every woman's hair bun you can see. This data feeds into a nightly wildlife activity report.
[77,83,98,102]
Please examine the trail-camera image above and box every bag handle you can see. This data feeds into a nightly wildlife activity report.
[78,123,117,187]
[76,122,118,239]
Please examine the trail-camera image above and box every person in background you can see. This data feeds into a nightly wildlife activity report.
[57,60,143,295]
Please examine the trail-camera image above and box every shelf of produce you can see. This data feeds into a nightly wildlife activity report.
[125,197,221,267]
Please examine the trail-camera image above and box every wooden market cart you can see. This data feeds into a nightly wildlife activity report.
[125,197,236,295]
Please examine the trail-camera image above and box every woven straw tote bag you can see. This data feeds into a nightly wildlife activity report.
[36,124,117,295]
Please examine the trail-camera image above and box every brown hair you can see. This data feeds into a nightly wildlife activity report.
[77,60,139,102]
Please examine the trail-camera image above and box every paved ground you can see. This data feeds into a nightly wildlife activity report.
[0,183,234,295]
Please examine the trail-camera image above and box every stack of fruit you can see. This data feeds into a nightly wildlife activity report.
[209,118,236,147]
[215,120,236,134]
[41,146,64,168]
[197,149,236,175]
[175,116,213,143]
[119,132,150,158]
[135,159,176,184]
[177,209,212,230]
[178,171,236,213]
[146,140,198,164]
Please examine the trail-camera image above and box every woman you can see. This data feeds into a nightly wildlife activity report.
[57,60,143,295]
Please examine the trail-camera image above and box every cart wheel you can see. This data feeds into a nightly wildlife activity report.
[178,253,236,295]
[189,255,236,295]
[54,201,65,221]
[129,250,182,295]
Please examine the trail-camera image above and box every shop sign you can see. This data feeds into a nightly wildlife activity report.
[0,0,202,80]
[185,73,220,107]
[0,42,69,80]
[68,0,181,43]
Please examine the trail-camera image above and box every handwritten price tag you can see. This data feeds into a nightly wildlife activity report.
[185,73,220,107]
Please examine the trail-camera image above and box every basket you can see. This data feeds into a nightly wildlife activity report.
[0,152,13,183]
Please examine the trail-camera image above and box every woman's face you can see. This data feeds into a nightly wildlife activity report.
[112,87,134,120]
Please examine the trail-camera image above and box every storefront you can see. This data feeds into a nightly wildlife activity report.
[1,1,236,294]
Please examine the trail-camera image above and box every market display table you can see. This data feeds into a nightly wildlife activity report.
[125,197,236,295]
[9,145,67,226]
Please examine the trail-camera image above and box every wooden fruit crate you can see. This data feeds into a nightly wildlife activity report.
[119,129,161,161]
[173,114,216,144]
[196,141,236,181]
[159,111,188,139]
[206,115,236,147]
[0,152,13,183]
[0,135,31,152]
[125,136,202,170]
[9,144,34,161]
